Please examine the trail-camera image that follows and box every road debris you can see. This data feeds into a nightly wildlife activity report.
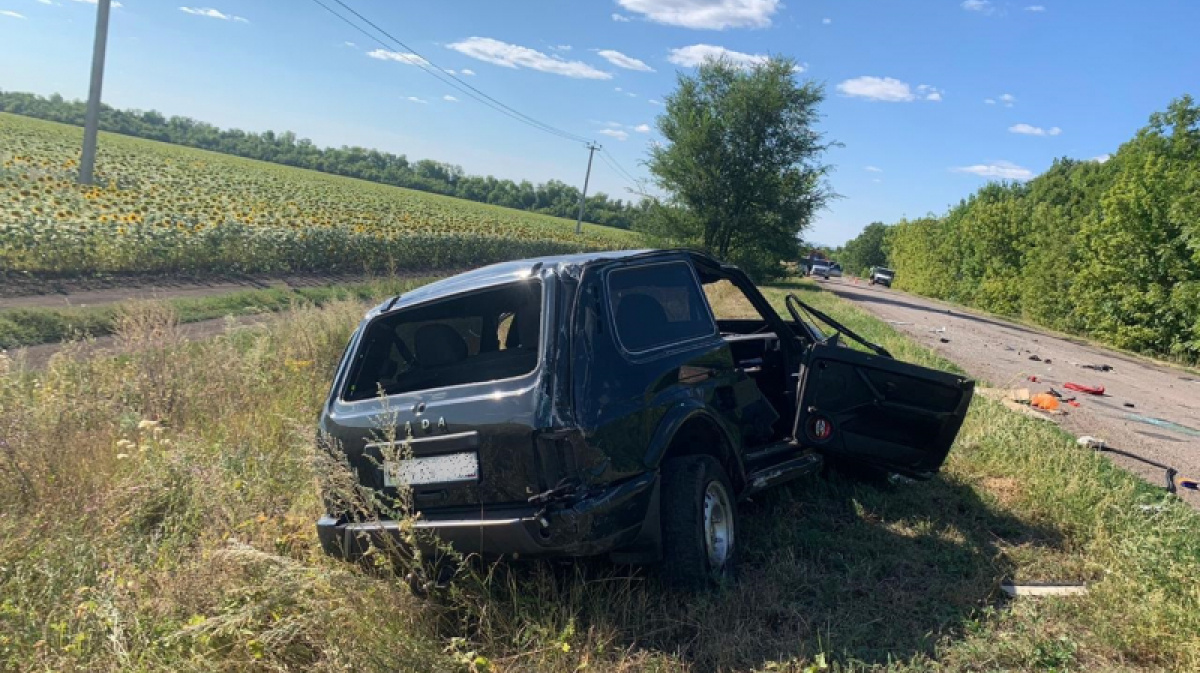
[939,337,950,343]
[977,387,1067,419]
[1029,354,1042,362]
[931,327,947,334]
[1080,434,1199,493]
[886,320,912,326]
[1001,582,1088,597]
[1126,414,1200,438]
[1031,393,1061,411]
[1124,402,1136,408]
[1081,363,1114,372]
[1064,382,1105,395]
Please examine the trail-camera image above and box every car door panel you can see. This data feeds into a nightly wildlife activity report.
[795,343,974,477]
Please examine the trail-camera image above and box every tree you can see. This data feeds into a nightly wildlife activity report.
[838,222,890,277]
[644,57,834,280]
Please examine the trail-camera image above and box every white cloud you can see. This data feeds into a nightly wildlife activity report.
[999,93,1016,106]
[668,44,768,69]
[70,0,124,6]
[872,178,882,183]
[179,7,248,23]
[367,49,429,67]
[1,10,25,18]
[837,76,939,103]
[1010,123,1062,136]
[865,166,883,173]
[634,123,652,133]
[460,69,475,76]
[599,128,630,141]
[344,41,357,48]
[443,95,459,102]
[1092,154,1111,163]
[961,0,994,13]
[984,98,996,105]
[649,99,663,106]
[550,44,572,52]
[1025,5,1046,11]
[596,49,655,72]
[446,37,612,79]
[917,84,943,102]
[953,160,1033,180]
[616,0,781,30]
[406,96,427,104]
[612,12,631,22]
[822,18,832,25]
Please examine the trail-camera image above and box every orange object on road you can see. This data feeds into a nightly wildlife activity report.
[1064,382,1105,395]
[1030,393,1061,411]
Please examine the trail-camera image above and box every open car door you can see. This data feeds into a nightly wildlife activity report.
[794,342,975,479]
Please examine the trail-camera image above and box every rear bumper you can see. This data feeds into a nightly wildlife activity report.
[317,471,657,560]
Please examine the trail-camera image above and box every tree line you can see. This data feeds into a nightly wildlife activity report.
[838,95,1200,363]
[0,90,647,230]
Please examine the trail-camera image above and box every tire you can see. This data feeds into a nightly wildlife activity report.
[659,456,738,588]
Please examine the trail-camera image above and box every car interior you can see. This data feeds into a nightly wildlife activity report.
[343,281,543,401]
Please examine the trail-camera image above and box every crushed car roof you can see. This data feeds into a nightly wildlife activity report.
[370,249,667,316]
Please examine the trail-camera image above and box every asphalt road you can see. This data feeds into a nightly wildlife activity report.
[819,276,1200,507]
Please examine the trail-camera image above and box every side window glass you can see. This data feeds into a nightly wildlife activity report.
[608,262,716,352]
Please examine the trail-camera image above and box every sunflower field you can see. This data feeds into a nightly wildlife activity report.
[0,113,641,277]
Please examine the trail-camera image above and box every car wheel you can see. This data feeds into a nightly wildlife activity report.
[660,455,738,588]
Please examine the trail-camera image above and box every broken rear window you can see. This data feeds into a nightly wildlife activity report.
[342,281,542,401]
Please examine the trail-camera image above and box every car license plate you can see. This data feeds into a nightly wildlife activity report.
[383,452,479,487]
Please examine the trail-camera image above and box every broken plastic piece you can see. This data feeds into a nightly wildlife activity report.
[1001,582,1088,597]
[1077,436,1106,450]
[1031,393,1060,411]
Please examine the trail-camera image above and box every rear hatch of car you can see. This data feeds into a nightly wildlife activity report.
[320,278,551,513]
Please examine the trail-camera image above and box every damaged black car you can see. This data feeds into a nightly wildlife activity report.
[317,250,974,587]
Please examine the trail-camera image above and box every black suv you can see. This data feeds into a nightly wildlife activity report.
[317,250,974,586]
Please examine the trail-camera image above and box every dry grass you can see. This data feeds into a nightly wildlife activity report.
[0,281,1197,671]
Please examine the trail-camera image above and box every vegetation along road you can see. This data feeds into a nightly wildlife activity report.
[820,276,1200,508]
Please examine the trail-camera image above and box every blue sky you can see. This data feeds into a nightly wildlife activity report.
[2,1,1198,245]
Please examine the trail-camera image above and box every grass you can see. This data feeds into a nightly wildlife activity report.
[0,278,1196,671]
[0,113,639,277]
[0,276,439,350]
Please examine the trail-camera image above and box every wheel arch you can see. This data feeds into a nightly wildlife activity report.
[645,403,746,492]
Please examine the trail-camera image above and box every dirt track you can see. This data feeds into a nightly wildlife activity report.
[820,277,1200,507]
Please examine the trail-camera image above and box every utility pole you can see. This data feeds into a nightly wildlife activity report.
[575,142,600,235]
[78,0,112,185]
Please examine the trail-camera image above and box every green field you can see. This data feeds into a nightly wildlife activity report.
[0,113,640,277]
[1,280,1196,672]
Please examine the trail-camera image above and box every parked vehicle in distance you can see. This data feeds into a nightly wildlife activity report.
[812,261,843,279]
[869,267,896,287]
[316,250,975,587]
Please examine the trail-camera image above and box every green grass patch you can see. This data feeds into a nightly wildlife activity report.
[0,277,1195,671]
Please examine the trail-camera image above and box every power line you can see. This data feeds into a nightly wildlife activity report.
[306,0,592,145]
[599,149,649,197]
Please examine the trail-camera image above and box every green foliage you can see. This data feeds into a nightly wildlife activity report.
[886,95,1200,362]
[834,222,889,277]
[644,57,834,281]
[0,89,647,229]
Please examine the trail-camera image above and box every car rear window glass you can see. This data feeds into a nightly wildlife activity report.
[608,262,716,352]
[342,281,542,401]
